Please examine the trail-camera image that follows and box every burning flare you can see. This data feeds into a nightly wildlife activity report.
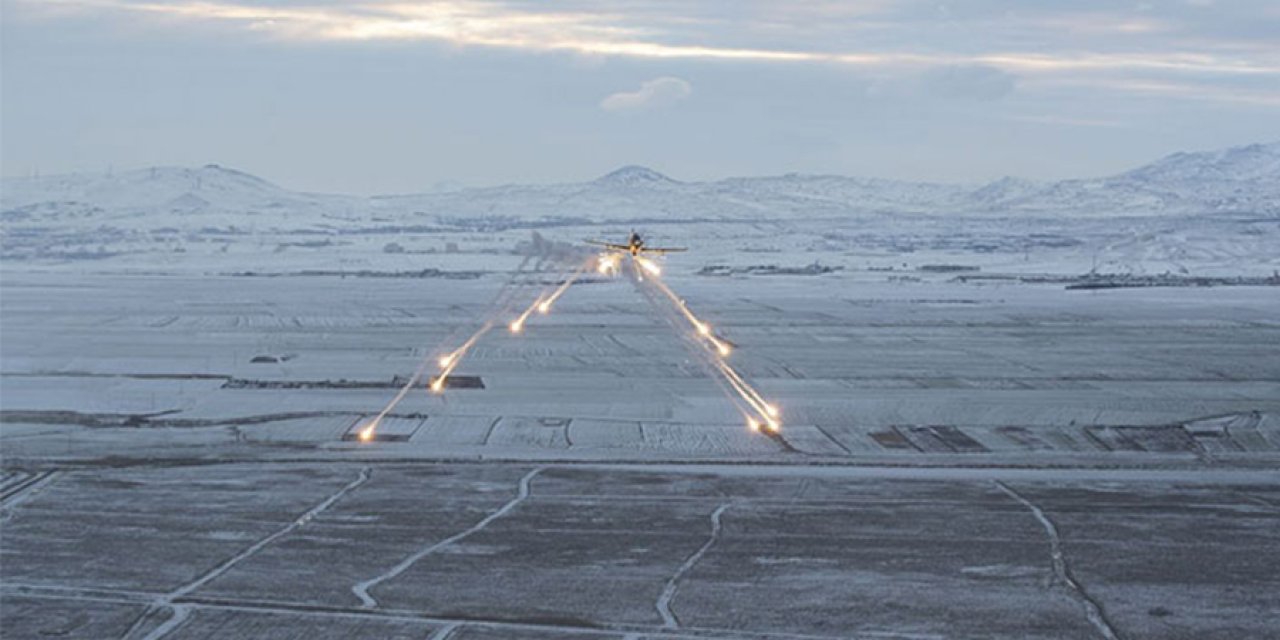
[538,267,587,314]
[430,320,494,394]
[635,255,662,276]
[641,261,734,360]
[630,254,781,433]
[510,297,541,333]
[597,253,621,274]
[508,262,591,334]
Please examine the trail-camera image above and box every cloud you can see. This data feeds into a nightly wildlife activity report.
[18,0,1280,79]
[600,77,692,112]
[1039,77,1280,107]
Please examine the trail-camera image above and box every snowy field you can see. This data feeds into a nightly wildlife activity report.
[1,463,1276,640]
[2,264,1279,640]
[3,145,1280,639]
[2,269,1278,464]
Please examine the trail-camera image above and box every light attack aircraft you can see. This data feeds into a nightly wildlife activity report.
[586,231,686,256]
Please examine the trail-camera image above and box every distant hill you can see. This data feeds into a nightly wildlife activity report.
[4,143,1278,232]
[973,142,1280,215]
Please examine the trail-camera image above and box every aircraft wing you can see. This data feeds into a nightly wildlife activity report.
[640,247,687,255]
[585,239,631,251]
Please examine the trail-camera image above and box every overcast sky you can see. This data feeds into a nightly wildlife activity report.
[3,0,1278,193]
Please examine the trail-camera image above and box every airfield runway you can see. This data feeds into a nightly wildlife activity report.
[2,269,1279,639]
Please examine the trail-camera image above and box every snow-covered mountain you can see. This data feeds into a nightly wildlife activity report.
[977,143,1280,215]
[592,165,680,188]
[1124,143,1280,183]
[3,143,1277,233]
[2,143,1276,276]
[1,164,359,228]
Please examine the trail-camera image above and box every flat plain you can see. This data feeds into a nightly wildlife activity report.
[2,264,1278,639]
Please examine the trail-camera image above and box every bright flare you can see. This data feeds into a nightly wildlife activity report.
[510,262,590,335]
[510,292,552,334]
[357,423,376,442]
[713,355,781,434]
[630,255,780,432]
[635,256,662,276]
[430,320,495,396]
[642,267,734,359]
[597,253,621,274]
[539,266,588,315]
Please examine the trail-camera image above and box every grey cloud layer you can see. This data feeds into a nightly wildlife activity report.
[4,0,1278,191]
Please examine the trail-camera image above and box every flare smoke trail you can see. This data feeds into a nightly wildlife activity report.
[631,266,760,426]
[510,260,591,333]
[628,256,781,432]
[636,256,732,356]
[509,295,544,334]
[355,352,433,442]
[539,264,589,313]
[431,319,495,392]
[358,257,540,441]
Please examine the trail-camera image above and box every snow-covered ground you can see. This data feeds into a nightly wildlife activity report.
[2,268,1277,464]
[2,143,1279,639]
[3,142,1278,277]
